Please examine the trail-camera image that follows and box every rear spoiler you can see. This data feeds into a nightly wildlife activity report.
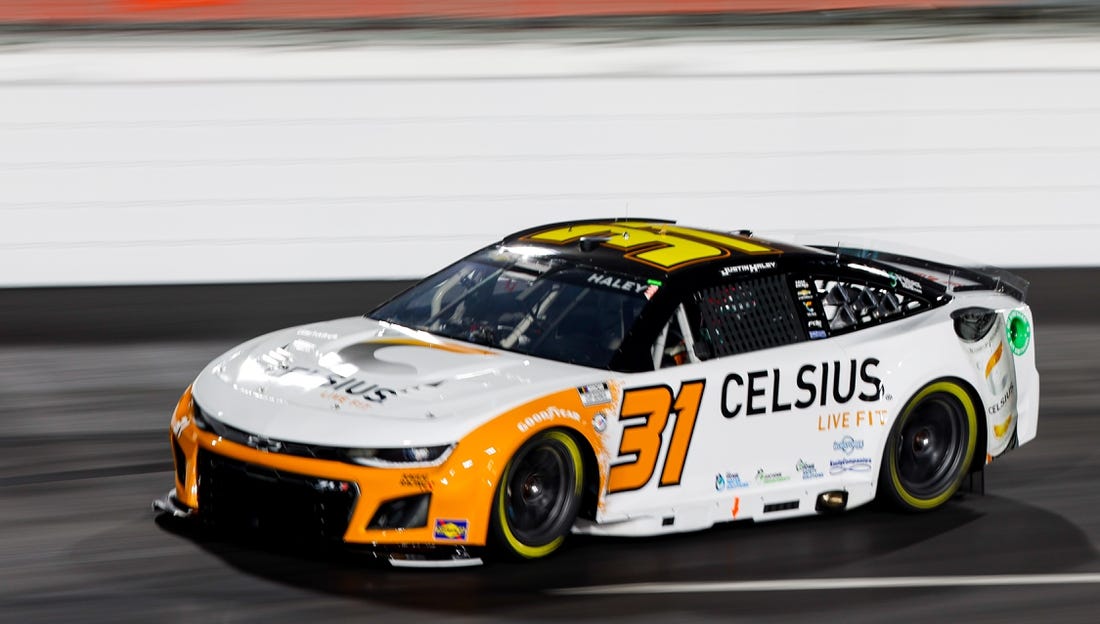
[812,245,1029,302]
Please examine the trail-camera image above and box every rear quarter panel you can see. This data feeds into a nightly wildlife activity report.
[592,298,1030,533]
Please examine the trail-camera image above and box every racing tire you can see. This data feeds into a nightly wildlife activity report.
[879,380,978,512]
[490,430,583,560]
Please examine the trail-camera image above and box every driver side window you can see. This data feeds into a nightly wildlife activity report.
[652,304,704,369]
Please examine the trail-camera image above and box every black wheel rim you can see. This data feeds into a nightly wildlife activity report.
[895,395,967,498]
[504,442,573,545]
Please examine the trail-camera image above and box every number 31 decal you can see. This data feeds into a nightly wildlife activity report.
[608,380,706,493]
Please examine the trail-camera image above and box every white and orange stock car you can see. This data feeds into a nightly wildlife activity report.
[155,219,1039,566]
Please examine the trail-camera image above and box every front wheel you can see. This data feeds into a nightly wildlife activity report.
[879,380,978,511]
[490,430,583,560]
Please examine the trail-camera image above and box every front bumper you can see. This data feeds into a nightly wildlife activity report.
[172,429,487,535]
[164,389,499,562]
[152,486,483,567]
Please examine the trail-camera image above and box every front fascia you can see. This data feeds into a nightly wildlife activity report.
[171,383,614,548]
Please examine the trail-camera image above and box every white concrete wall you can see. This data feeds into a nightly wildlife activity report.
[3,35,1100,286]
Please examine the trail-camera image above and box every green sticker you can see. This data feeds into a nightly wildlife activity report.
[1007,310,1031,356]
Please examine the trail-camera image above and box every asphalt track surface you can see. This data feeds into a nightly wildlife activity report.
[2,279,1099,623]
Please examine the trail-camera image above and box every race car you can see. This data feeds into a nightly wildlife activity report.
[154,218,1039,566]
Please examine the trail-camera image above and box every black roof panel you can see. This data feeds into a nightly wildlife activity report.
[502,218,830,281]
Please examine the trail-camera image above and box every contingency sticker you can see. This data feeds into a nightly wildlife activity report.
[433,519,469,541]
[578,383,612,407]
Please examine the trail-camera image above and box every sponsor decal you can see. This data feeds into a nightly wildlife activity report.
[755,468,790,485]
[817,409,889,431]
[795,281,818,325]
[890,272,923,294]
[993,413,1015,438]
[833,435,865,455]
[809,330,828,340]
[985,342,1004,379]
[592,412,608,433]
[313,479,352,493]
[720,359,883,418]
[829,457,873,474]
[586,272,654,295]
[731,496,741,519]
[273,365,445,404]
[715,472,750,491]
[988,383,1015,416]
[516,406,581,433]
[721,261,777,277]
[796,459,824,480]
[399,473,433,491]
[433,519,469,541]
[1007,310,1032,356]
[578,383,612,407]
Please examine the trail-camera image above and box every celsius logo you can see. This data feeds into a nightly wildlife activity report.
[274,365,444,404]
[721,359,883,418]
[834,435,865,456]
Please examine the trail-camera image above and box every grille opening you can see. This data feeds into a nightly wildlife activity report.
[197,450,359,542]
[369,494,430,530]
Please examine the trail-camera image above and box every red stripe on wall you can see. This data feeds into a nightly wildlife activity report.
[0,0,1012,23]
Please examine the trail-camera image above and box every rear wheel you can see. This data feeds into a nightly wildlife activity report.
[490,430,583,559]
[879,380,978,511]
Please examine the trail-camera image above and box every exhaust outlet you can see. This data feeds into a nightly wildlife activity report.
[816,490,849,513]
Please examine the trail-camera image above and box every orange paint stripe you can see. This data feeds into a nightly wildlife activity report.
[985,342,1004,379]
[370,336,496,356]
[731,496,741,519]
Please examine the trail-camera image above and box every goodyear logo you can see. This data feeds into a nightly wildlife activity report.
[433,518,469,541]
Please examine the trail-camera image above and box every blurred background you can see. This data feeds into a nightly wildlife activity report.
[3,2,1100,623]
[3,0,1100,339]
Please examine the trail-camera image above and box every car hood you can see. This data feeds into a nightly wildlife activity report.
[190,317,608,447]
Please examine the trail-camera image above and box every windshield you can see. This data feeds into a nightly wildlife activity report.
[369,249,654,368]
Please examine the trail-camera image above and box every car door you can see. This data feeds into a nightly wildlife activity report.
[599,269,870,527]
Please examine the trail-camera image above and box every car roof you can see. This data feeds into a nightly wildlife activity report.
[504,218,833,282]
